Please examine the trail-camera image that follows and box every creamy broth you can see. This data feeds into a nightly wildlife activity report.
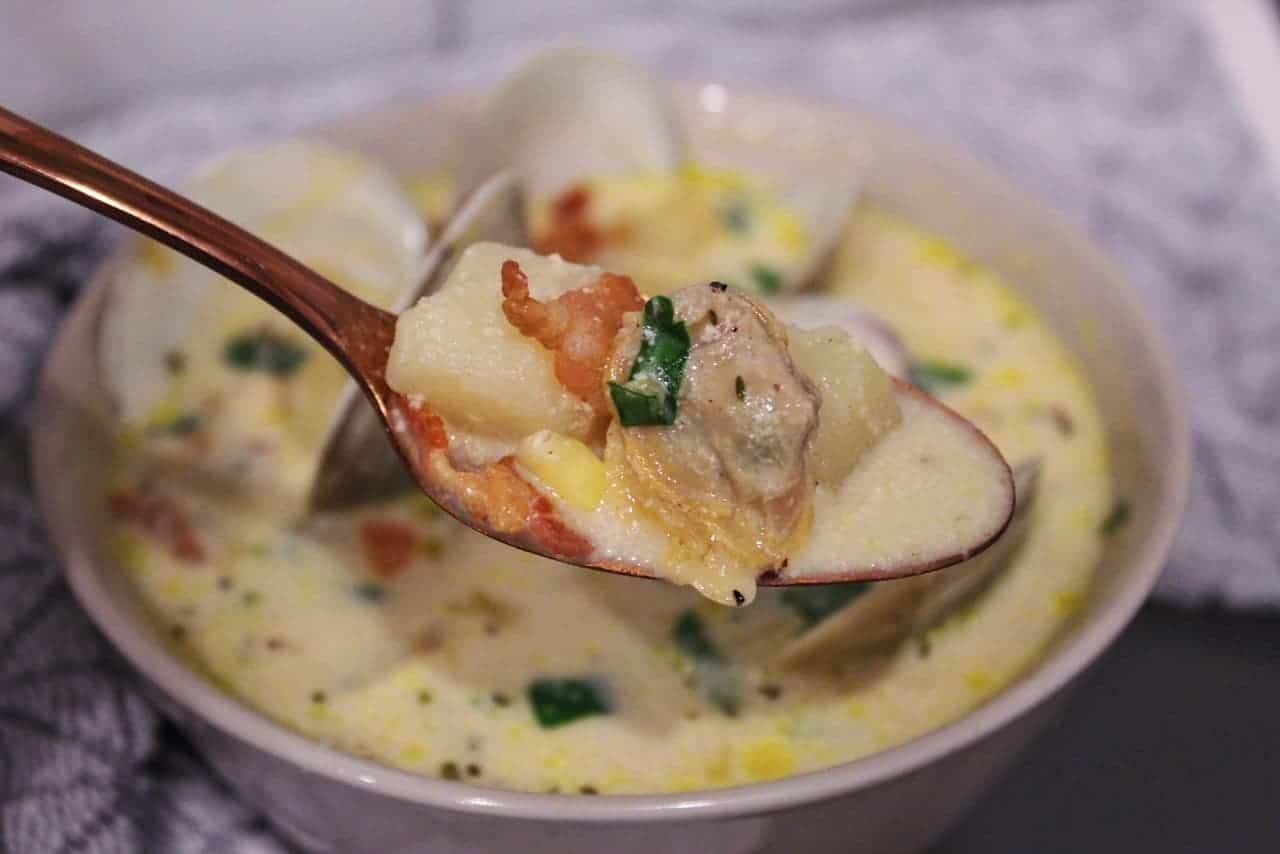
[107,201,1110,795]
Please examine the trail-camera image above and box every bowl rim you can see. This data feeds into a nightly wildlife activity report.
[33,80,1191,825]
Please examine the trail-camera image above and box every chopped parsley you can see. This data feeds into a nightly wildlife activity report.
[671,611,740,716]
[721,197,752,234]
[781,583,872,625]
[223,328,308,377]
[157,412,202,436]
[527,677,611,728]
[352,582,387,603]
[1100,498,1131,536]
[749,263,783,295]
[673,610,724,662]
[608,296,690,426]
[909,358,974,394]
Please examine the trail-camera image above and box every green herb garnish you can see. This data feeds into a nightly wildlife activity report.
[672,611,740,715]
[781,583,872,625]
[353,582,387,603]
[527,677,611,729]
[223,329,308,377]
[721,198,752,234]
[673,610,724,662]
[157,412,202,436]
[1100,498,1131,536]
[909,358,974,394]
[749,263,783,295]
[608,296,690,427]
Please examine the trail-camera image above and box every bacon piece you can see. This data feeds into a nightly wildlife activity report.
[500,259,643,420]
[109,489,205,563]
[397,403,593,561]
[360,519,419,579]
[534,185,603,262]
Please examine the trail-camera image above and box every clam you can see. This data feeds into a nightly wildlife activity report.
[459,49,686,202]
[770,459,1041,670]
[98,139,428,508]
[459,49,860,297]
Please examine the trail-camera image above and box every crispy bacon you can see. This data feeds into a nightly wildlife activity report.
[500,259,643,420]
[360,519,419,579]
[109,489,205,563]
[397,403,593,561]
[534,185,603,262]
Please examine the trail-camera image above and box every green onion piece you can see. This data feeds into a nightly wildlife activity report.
[609,295,691,427]
[781,583,872,625]
[159,412,202,436]
[672,610,723,662]
[609,382,674,427]
[909,358,974,394]
[721,198,752,234]
[224,329,308,377]
[1100,498,1131,536]
[671,611,740,715]
[353,582,387,603]
[749,263,783,295]
[527,677,611,729]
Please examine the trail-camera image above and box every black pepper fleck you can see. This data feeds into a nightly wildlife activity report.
[734,376,745,401]
[466,763,482,777]
[311,690,327,704]
[417,690,433,705]
[579,785,599,795]
[491,692,511,707]
[163,350,187,374]
[217,576,233,591]
[709,281,728,292]
[440,761,461,780]
[707,309,719,325]
[759,683,783,701]
[732,589,746,605]
[241,590,261,606]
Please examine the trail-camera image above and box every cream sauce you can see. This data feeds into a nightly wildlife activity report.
[107,203,1111,796]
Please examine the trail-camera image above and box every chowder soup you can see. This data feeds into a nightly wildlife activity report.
[106,157,1111,794]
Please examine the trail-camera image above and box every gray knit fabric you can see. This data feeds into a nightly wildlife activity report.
[3,2,1278,850]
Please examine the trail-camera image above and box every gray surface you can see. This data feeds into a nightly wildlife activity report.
[935,604,1280,853]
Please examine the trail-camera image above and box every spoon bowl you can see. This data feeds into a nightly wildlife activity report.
[0,105,1011,587]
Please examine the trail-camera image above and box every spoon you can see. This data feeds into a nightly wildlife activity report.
[307,170,527,514]
[0,106,1011,587]
[770,459,1040,669]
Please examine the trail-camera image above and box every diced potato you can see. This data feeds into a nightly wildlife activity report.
[788,325,901,486]
[387,243,599,442]
[516,430,607,512]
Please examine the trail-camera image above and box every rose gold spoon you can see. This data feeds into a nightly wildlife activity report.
[0,106,1013,587]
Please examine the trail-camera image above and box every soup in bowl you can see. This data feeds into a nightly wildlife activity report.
[33,73,1188,854]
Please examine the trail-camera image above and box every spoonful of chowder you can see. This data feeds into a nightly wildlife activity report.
[0,108,1012,605]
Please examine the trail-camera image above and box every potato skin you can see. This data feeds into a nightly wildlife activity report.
[387,243,599,443]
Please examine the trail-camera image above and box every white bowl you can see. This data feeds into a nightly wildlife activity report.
[32,84,1189,854]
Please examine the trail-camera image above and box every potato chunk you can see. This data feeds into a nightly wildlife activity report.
[787,325,901,486]
[387,243,599,442]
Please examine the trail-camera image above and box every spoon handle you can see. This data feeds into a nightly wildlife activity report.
[0,106,395,390]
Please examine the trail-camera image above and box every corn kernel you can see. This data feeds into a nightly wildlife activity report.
[742,738,797,781]
[517,430,607,512]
